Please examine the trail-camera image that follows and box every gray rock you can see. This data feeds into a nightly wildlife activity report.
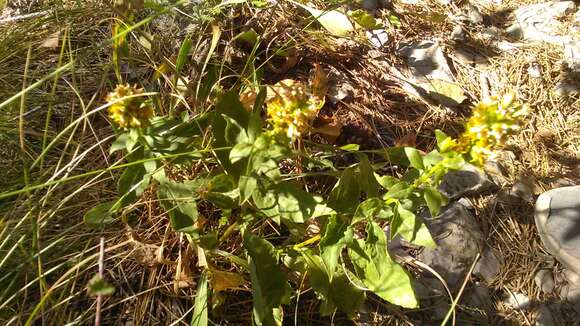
[451,25,467,42]
[535,304,556,326]
[439,163,497,199]
[418,203,485,290]
[534,269,555,294]
[535,186,580,275]
[398,40,467,107]
[474,247,502,284]
[506,1,577,44]
[366,29,389,48]
[467,4,484,25]
[464,283,493,313]
[499,177,535,203]
[503,291,532,310]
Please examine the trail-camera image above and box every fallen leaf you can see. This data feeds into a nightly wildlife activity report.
[290,1,354,37]
[423,79,467,106]
[395,133,417,147]
[313,116,343,143]
[41,31,60,49]
[311,64,328,100]
[209,267,246,293]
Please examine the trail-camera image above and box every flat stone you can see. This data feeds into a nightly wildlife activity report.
[534,269,555,294]
[503,291,532,310]
[535,304,556,326]
[474,247,502,284]
[439,163,497,199]
[418,203,485,290]
[535,186,580,275]
[507,1,577,44]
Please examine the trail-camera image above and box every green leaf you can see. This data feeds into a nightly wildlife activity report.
[158,180,198,233]
[394,205,436,249]
[423,187,444,216]
[244,231,291,326]
[374,173,399,190]
[328,166,360,213]
[434,130,449,149]
[86,274,115,296]
[422,150,443,168]
[383,182,411,200]
[353,198,392,224]
[290,1,354,36]
[110,133,129,154]
[358,155,380,198]
[387,13,402,28]
[230,142,253,163]
[302,253,365,317]
[349,9,382,29]
[233,29,259,46]
[404,147,424,170]
[84,201,116,229]
[273,182,317,224]
[339,143,360,151]
[176,34,192,78]
[191,270,208,326]
[239,175,257,204]
[319,215,353,279]
[117,163,150,207]
[347,222,418,308]
[205,174,239,209]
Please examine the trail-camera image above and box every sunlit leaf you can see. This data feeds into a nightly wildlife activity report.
[319,215,352,279]
[83,201,116,229]
[348,222,418,308]
[404,147,424,170]
[290,1,354,36]
[191,270,208,326]
[394,205,436,248]
[244,231,291,326]
[86,274,115,296]
[158,180,198,233]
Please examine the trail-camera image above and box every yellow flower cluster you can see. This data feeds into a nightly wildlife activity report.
[106,84,154,130]
[265,79,323,140]
[452,93,528,165]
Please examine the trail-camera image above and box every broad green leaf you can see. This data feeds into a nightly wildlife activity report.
[423,187,444,216]
[302,253,365,317]
[395,205,436,249]
[158,180,198,233]
[374,173,399,190]
[349,9,382,29]
[215,91,250,129]
[404,147,424,170]
[273,182,317,224]
[384,182,411,200]
[110,133,129,154]
[83,201,116,229]
[191,270,208,326]
[422,150,443,168]
[205,174,239,209]
[388,13,402,28]
[319,215,353,279]
[290,1,354,36]
[348,222,418,308]
[434,130,449,149]
[233,29,259,46]
[244,231,291,326]
[86,274,115,296]
[358,155,380,198]
[117,163,150,207]
[239,175,257,204]
[353,198,392,224]
[442,155,465,170]
[230,142,253,163]
[328,166,360,213]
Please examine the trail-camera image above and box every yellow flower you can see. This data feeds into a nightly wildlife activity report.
[453,93,528,165]
[265,79,323,140]
[106,84,154,130]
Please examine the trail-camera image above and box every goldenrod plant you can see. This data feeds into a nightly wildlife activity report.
[93,74,527,325]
